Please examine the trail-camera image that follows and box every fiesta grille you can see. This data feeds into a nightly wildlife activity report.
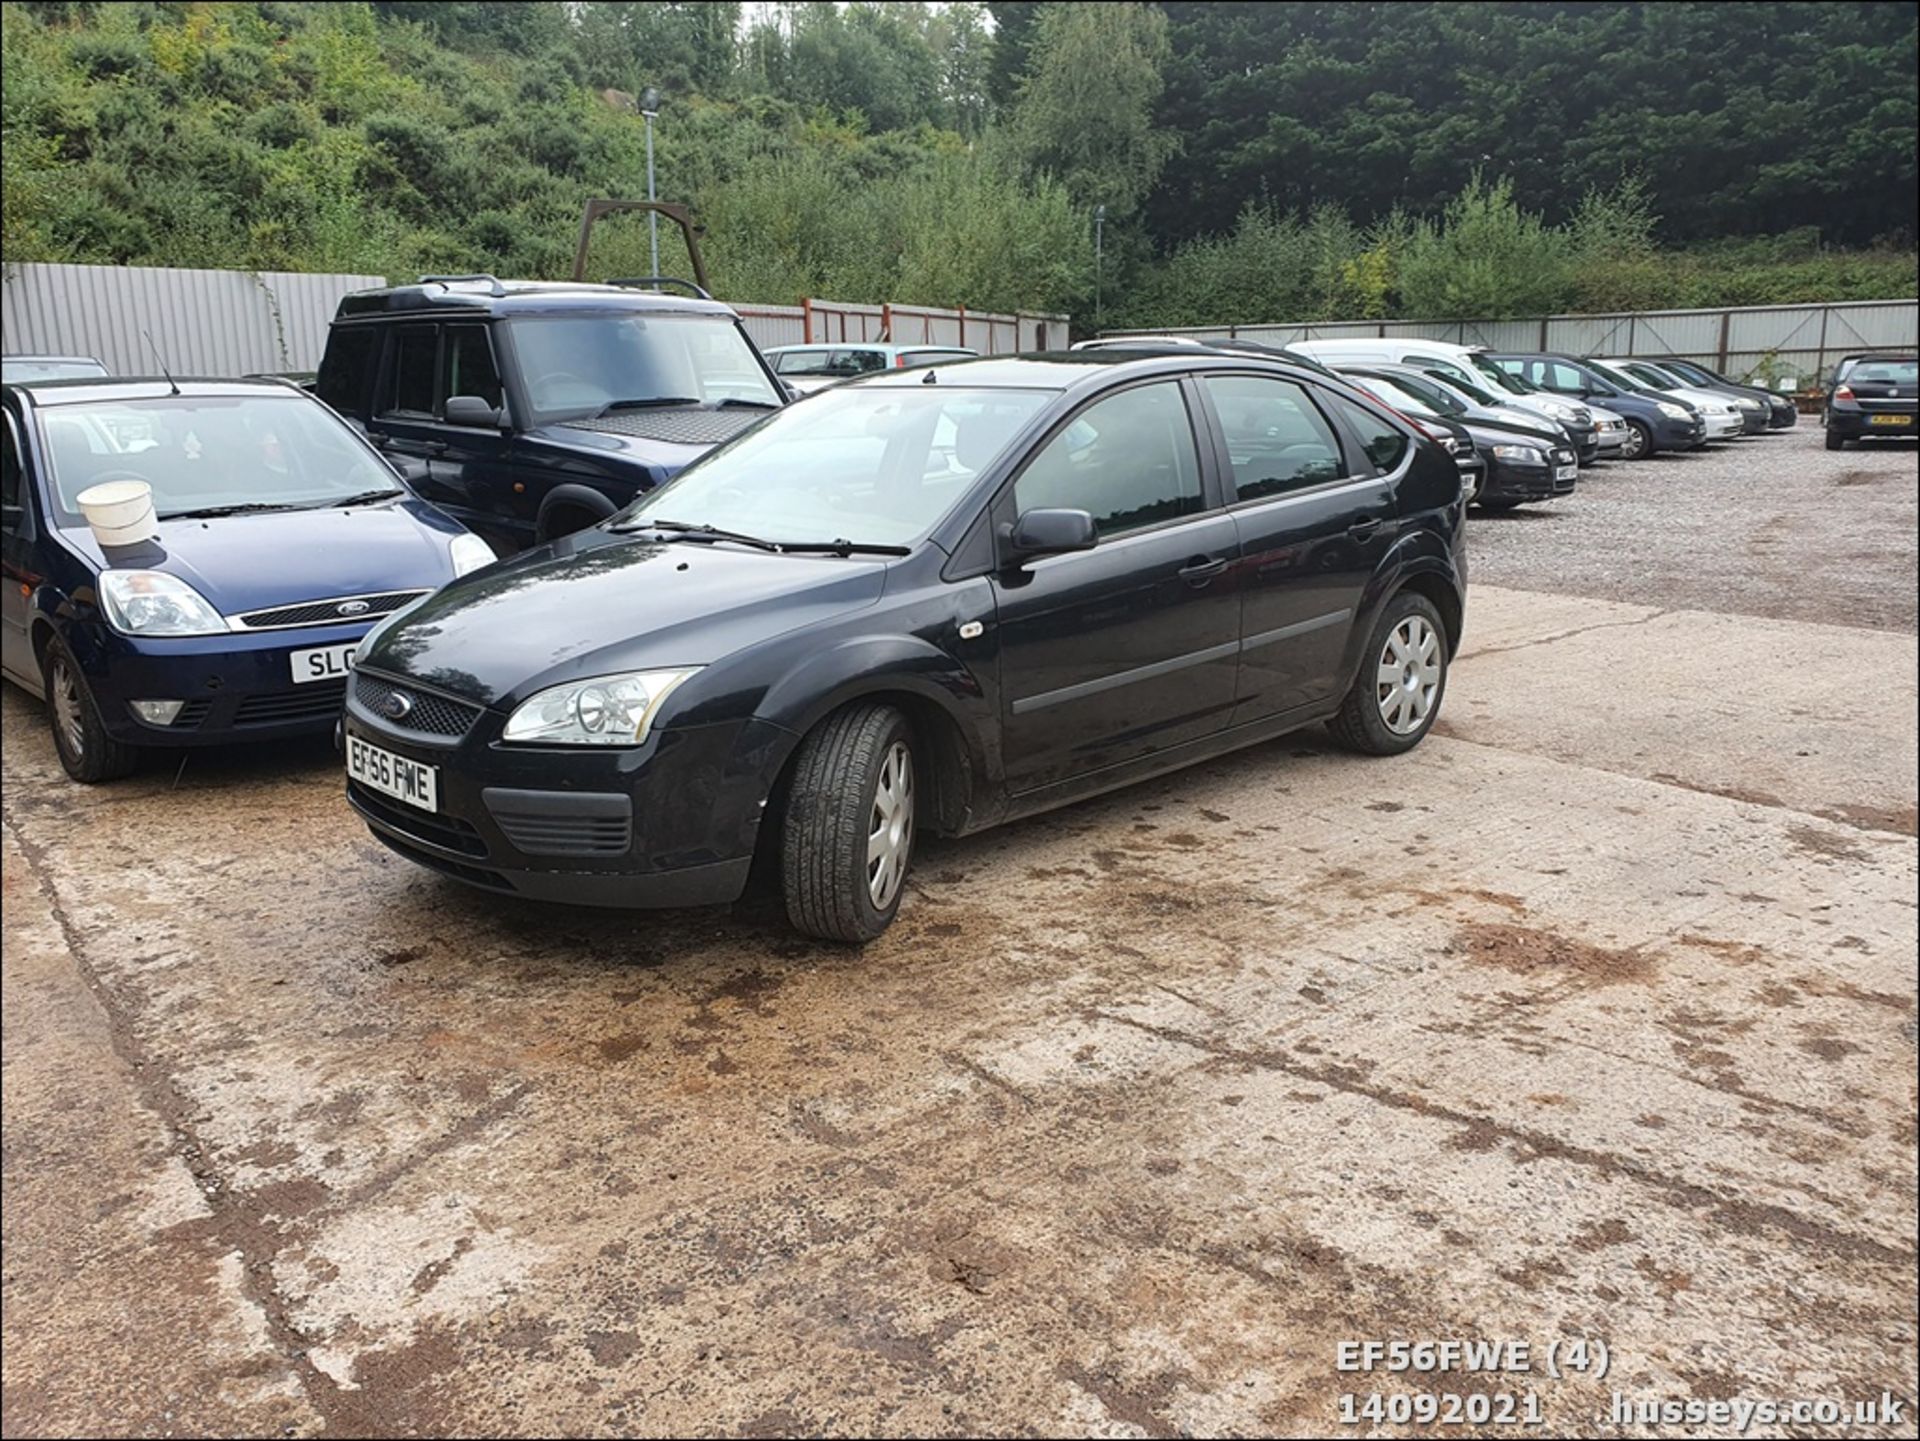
[235,590,428,630]
[235,684,347,727]
[352,672,483,739]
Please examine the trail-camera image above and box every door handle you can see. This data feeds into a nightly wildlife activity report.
[1348,516,1384,541]
[1179,555,1229,586]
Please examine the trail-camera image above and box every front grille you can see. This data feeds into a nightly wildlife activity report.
[368,830,513,892]
[173,699,212,729]
[236,590,428,630]
[353,671,483,739]
[234,683,347,727]
[350,782,490,857]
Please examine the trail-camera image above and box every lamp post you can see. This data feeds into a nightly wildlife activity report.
[640,86,662,276]
[1093,204,1106,332]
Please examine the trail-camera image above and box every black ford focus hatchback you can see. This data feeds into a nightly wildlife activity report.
[344,350,1467,941]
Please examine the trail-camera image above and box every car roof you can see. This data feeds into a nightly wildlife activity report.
[5,376,308,406]
[764,342,977,355]
[2,354,106,365]
[334,276,738,321]
[846,348,1342,392]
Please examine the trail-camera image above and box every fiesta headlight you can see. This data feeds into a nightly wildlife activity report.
[449,533,494,577]
[1656,402,1692,419]
[97,570,226,636]
[1490,444,1548,463]
[502,668,700,747]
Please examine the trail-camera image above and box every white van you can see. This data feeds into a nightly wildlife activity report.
[1287,338,1596,456]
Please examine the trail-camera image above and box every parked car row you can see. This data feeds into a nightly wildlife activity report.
[1,282,1904,941]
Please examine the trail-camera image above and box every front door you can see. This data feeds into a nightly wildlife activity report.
[991,379,1242,794]
[1192,374,1398,720]
[0,410,36,687]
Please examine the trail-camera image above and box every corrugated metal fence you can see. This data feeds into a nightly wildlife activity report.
[734,299,1065,355]
[1101,299,1918,389]
[2,262,386,376]
[3,262,1068,374]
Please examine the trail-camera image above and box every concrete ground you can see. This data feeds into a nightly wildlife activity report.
[3,428,1915,1438]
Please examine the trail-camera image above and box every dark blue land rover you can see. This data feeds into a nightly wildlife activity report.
[313,276,788,555]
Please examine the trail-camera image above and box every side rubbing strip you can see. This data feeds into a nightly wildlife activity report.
[1241,608,1352,653]
[1011,640,1241,715]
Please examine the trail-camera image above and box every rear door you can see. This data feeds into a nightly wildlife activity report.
[990,378,1241,794]
[1193,373,1398,721]
[0,409,37,687]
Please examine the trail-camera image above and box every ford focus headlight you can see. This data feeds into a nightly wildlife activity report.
[97,570,226,636]
[1656,402,1692,419]
[449,533,494,577]
[502,669,700,747]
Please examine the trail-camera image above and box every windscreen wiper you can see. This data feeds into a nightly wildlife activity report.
[160,502,304,519]
[714,398,780,410]
[607,518,782,551]
[317,489,404,508]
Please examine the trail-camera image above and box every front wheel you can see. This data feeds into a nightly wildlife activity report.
[41,635,141,783]
[1619,418,1653,460]
[1329,592,1450,757]
[781,703,916,942]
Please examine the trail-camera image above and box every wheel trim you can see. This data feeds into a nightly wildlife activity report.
[50,656,87,759]
[1375,616,1442,736]
[1621,423,1647,459]
[866,741,914,910]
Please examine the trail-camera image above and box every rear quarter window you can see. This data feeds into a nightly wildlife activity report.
[316,327,377,414]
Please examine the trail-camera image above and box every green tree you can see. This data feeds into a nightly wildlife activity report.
[1009,0,1174,218]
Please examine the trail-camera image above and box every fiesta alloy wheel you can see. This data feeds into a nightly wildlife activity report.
[40,635,140,783]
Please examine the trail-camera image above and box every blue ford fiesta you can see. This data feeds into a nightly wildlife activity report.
[1,377,493,782]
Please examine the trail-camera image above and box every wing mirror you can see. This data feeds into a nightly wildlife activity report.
[389,455,431,484]
[444,395,504,429]
[1005,508,1098,562]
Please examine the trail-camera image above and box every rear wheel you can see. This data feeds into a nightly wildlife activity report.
[1824,428,1847,451]
[780,703,915,942]
[1619,418,1653,460]
[40,635,140,783]
[1329,592,1449,757]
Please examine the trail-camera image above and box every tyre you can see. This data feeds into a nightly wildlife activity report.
[40,634,140,783]
[1329,591,1449,757]
[1619,418,1653,460]
[781,703,915,942]
[1825,428,1846,451]
[1475,497,1525,512]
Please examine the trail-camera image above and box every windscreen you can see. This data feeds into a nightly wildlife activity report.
[1587,360,1651,393]
[508,313,780,422]
[3,358,110,382]
[1850,359,1918,384]
[1377,371,1467,415]
[613,385,1050,548]
[1468,353,1534,396]
[1349,376,1441,418]
[38,394,398,522]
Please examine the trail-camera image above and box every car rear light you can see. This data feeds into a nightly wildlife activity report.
[1833,385,1854,401]
[896,354,908,367]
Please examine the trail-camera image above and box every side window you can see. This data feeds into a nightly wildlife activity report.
[316,327,377,415]
[1325,395,1410,473]
[775,350,828,375]
[1496,359,1523,376]
[1,412,23,528]
[1202,375,1344,501]
[382,324,438,417]
[443,324,503,410]
[1550,362,1587,391]
[1013,382,1203,538]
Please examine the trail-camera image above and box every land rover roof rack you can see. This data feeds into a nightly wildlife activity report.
[607,276,714,301]
[418,273,507,297]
